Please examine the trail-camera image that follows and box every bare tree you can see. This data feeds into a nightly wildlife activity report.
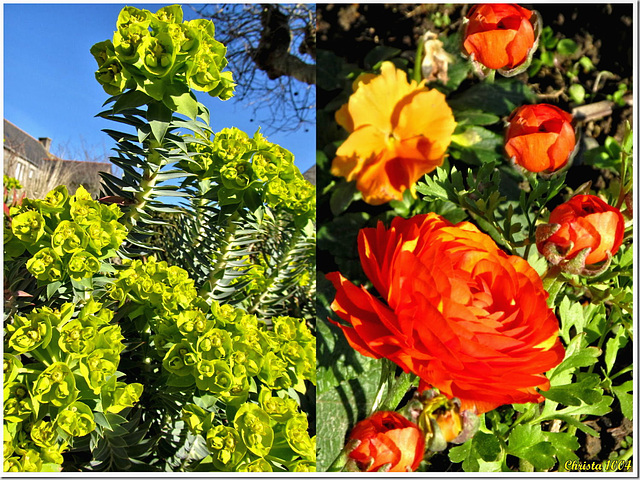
[191,4,316,133]
[50,139,113,198]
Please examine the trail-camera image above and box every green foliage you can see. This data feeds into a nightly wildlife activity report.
[4,4,315,473]
[3,300,142,472]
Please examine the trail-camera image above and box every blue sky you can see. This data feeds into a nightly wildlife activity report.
[3,3,316,173]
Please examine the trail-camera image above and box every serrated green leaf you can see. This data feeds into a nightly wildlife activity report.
[542,373,603,408]
[449,428,503,472]
[449,439,477,469]
[605,326,629,374]
[555,393,613,417]
[474,431,502,462]
[538,414,598,437]
[545,432,579,469]
[507,425,556,471]
[611,381,633,420]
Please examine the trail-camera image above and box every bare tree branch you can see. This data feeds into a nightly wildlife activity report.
[191,3,316,133]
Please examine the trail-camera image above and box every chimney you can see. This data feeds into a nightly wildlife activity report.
[39,137,52,151]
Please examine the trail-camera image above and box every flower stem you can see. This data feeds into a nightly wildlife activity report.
[615,124,632,209]
[413,36,425,83]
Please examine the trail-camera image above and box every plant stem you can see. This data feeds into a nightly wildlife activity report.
[199,211,240,301]
[615,138,631,210]
[248,228,302,314]
[122,140,162,232]
[413,35,425,83]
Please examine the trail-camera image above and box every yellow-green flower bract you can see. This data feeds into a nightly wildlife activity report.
[92,5,235,101]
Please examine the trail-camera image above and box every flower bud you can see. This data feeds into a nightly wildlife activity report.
[462,4,541,76]
[537,194,624,274]
[505,104,576,173]
[346,411,425,472]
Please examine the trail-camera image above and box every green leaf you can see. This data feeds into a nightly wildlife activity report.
[557,296,586,344]
[147,101,172,143]
[539,27,558,49]
[450,126,502,164]
[542,373,603,407]
[316,277,385,471]
[46,281,63,300]
[541,50,555,67]
[557,39,578,56]
[605,326,629,374]
[112,90,153,114]
[507,425,556,471]
[166,374,196,388]
[474,431,502,462]
[329,179,360,216]
[455,110,501,126]
[540,414,598,437]
[317,49,347,91]
[364,45,402,70]
[527,58,542,77]
[164,89,199,120]
[449,429,502,472]
[448,78,535,117]
[611,381,633,420]
[568,84,586,104]
[550,344,600,380]
[555,393,613,417]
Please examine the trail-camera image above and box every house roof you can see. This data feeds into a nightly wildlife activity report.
[302,164,316,186]
[3,119,51,168]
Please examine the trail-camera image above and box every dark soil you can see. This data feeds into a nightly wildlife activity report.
[317,3,633,144]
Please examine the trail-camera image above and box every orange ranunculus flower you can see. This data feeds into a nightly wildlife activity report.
[327,213,565,414]
[505,104,576,173]
[347,411,426,472]
[331,61,456,205]
[536,194,625,271]
[462,4,540,74]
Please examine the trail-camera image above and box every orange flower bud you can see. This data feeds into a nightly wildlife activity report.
[462,4,541,74]
[347,411,426,472]
[434,408,463,443]
[537,195,625,272]
[505,104,576,173]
